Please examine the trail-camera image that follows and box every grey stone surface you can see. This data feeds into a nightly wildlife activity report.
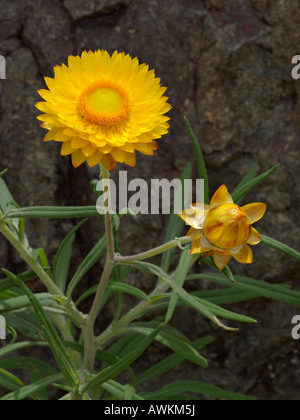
[0,0,300,399]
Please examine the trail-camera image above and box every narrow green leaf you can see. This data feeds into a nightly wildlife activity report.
[0,178,19,215]
[192,289,259,305]
[261,234,300,263]
[0,357,57,377]
[3,269,79,388]
[232,162,258,197]
[120,261,238,331]
[5,310,43,340]
[53,219,87,292]
[0,293,53,313]
[191,295,256,324]
[67,236,107,299]
[232,164,280,204]
[136,336,214,386]
[0,368,24,392]
[64,341,117,365]
[165,248,193,323]
[0,169,8,178]
[161,162,192,271]
[121,325,208,367]
[4,206,101,220]
[0,270,37,293]
[1,373,63,401]
[101,380,144,401]
[141,380,256,401]
[184,116,209,204]
[108,282,150,302]
[188,273,300,306]
[0,341,48,359]
[124,384,136,401]
[82,324,163,393]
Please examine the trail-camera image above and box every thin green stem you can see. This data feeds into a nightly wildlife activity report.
[113,236,192,263]
[96,280,169,348]
[0,217,85,326]
[96,250,200,348]
[83,164,115,372]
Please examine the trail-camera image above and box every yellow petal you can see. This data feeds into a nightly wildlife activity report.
[178,209,206,229]
[86,151,104,167]
[37,50,172,171]
[230,244,253,264]
[242,203,267,224]
[187,227,203,239]
[134,143,155,156]
[60,141,74,156]
[190,204,209,214]
[71,138,88,149]
[44,126,60,142]
[124,152,136,167]
[191,235,212,255]
[247,227,261,245]
[214,253,232,271]
[71,150,86,168]
[82,144,97,157]
[111,148,126,163]
[210,185,233,208]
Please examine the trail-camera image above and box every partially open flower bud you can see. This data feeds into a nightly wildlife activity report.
[179,185,267,271]
[204,204,251,250]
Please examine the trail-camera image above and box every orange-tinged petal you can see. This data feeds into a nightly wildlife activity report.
[242,203,267,224]
[247,227,261,245]
[101,154,118,171]
[214,253,232,270]
[230,244,253,264]
[187,227,203,239]
[210,185,233,208]
[191,235,212,255]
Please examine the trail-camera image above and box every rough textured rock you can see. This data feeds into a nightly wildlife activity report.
[0,0,300,399]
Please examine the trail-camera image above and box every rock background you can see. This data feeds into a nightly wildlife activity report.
[1,0,300,400]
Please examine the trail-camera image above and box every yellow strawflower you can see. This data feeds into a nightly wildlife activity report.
[179,185,267,270]
[36,50,171,171]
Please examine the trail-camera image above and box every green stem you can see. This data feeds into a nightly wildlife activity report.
[83,164,115,372]
[113,236,192,263]
[0,217,85,326]
[96,250,200,348]
[96,280,169,347]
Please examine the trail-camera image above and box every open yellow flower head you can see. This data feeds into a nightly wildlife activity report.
[36,50,172,171]
[179,185,267,271]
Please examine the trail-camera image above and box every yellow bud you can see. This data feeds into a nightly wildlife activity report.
[204,204,251,250]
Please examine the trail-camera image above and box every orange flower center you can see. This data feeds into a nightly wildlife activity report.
[78,81,131,126]
[204,203,251,250]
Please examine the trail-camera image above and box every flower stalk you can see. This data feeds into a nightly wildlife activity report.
[83,163,115,372]
[113,236,192,263]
